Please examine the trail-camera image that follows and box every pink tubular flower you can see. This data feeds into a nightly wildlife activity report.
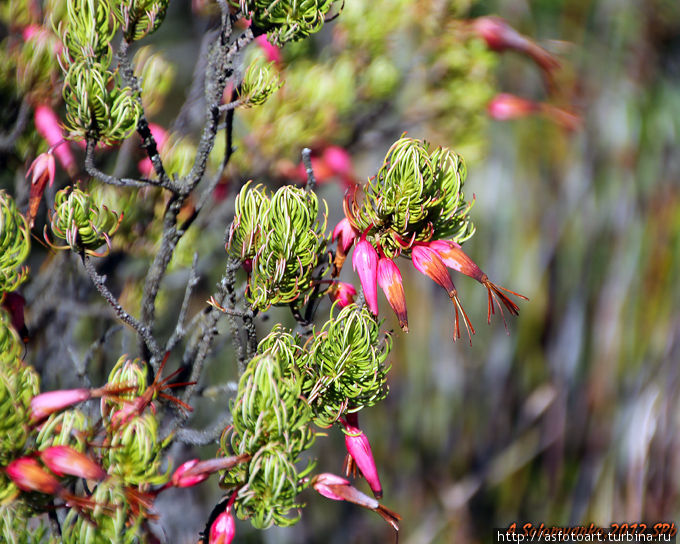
[169,454,250,489]
[30,388,92,422]
[377,257,408,332]
[472,16,560,73]
[311,473,401,532]
[171,459,208,488]
[40,446,107,482]
[341,412,382,499]
[209,506,236,544]
[411,245,474,343]
[34,106,76,176]
[352,236,379,315]
[255,35,282,64]
[6,457,61,495]
[428,240,527,329]
[328,282,357,308]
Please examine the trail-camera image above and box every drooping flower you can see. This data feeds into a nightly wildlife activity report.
[428,240,527,330]
[209,495,237,544]
[411,244,474,343]
[327,281,357,308]
[311,473,401,532]
[341,412,382,498]
[332,217,358,272]
[40,446,107,482]
[25,150,55,228]
[352,235,379,315]
[472,16,560,73]
[377,257,408,332]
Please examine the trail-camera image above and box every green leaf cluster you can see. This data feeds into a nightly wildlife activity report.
[228,183,328,311]
[0,191,30,296]
[47,186,122,256]
[349,136,475,258]
[231,0,338,45]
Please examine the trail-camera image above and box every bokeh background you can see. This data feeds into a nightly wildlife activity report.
[5,0,680,542]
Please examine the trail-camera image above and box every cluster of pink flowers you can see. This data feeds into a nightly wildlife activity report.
[332,217,526,343]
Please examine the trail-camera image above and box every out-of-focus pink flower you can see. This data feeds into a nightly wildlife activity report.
[22,24,41,41]
[209,506,236,544]
[25,150,55,228]
[411,245,474,343]
[487,93,538,121]
[137,123,168,177]
[328,282,357,308]
[255,35,282,64]
[310,472,401,532]
[428,240,527,328]
[352,236,379,315]
[341,412,382,498]
[1,292,29,342]
[473,16,560,73]
[30,389,92,422]
[487,93,580,130]
[6,458,61,495]
[34,106,76,176]
[322,146,356,188]
[40,446,107,482]
[377,257,408,332]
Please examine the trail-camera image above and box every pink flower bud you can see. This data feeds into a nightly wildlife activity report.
[332,218,358,254]
[209,507,236,544]
[377,258,408,332]
[40,446,107,482]
[26,151,56,228]
[171,459,209,488]
[341,412,383,498]
[352,237,379,315]
[31,389,92,421]
[328,282,357,308]
[34,106,76,176]
[255,35,282,64]
[6,457,61,495]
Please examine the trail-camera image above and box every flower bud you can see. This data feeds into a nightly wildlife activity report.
[31,389,92,421]
[352,237,379,315]
[40,446,107,481]
[341,412,382,498]
[171,459,208,488]
[6,457,61,495]
[209,506,236,544]
[328,282,356,308]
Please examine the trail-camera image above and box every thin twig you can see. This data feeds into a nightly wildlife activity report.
[117,40,177,193]
[166,253,201,354]
[84,139,152,189]
[174,410,233,445]
[82,254,161,360]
